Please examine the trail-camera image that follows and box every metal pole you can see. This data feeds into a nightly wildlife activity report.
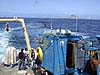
[0,19,32,60]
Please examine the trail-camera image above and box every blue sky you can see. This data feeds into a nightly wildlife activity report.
[0,0,100,18]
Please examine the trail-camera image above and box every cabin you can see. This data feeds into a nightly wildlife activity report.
[41,33,82,75]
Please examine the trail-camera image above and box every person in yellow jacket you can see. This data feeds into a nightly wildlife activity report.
[36,47,43,66]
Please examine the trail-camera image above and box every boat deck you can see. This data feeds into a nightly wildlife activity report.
[0,65,33,75]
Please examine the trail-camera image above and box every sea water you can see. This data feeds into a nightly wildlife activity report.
[0,18,100,63]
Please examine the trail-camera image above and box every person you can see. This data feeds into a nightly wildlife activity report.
[32,66,54,75]
[31,48,38,75]
[35,49,42,66]
[24,48,30,67]
[18,48,25,70]
[84,52,100,75]
[31,49,36,69]
[39,66,54,75]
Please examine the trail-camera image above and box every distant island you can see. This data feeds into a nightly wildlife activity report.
[68,14,79,19]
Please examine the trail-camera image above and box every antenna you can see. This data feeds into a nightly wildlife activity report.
[50,17,53,30]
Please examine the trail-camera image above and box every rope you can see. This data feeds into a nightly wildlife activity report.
[57,40,62,75]
[61,41,66,70]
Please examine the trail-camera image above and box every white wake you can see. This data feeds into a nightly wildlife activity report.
[0,31,11,64]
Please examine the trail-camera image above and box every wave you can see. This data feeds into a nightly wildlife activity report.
[9,27,22,31]
[0,30,11,64]
[26,22,46,29]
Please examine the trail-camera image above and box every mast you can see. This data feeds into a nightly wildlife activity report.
[75,15,78,33]
[50,17,53,33]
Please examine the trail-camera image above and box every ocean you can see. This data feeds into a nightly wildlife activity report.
[0,18,100,63]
